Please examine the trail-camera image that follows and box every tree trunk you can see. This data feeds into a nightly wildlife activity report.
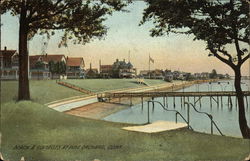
[18,4,30,100]
[234,68,250,139]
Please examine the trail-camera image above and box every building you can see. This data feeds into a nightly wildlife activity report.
[0,47,19,80]
[139,70,150,78]
[85,63,98,78]
[119,61,136,78]
[29,54,66,79]
[99,65,113,78]
[150,69,164,79]
[112,59,136,78]
[172,71,181,80]
[201,72,210,79]
[66,57,85,79]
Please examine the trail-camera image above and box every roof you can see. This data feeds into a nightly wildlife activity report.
[40,54,65,62]
[66,57,84,67]
[29,55,41,68]
[29,54,65,69]
[0,50,17,57]
[86,68,98,73]
[100,65,113,70]
[100,65,113,68]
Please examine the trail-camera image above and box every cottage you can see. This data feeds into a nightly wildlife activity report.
[112,59,136,78]
[0,47,19,80]
[66,57,85,79]
[100,65,113,78]
[151,69,164,79]
[29,54,66,79]
[85,63,98,78]
[139,70,150,78]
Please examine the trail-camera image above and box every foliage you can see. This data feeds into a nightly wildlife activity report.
[141,0,250,138]
[48,60,56,74]
[34,61,44,69]
[48,60,66,75]
[0,0,130,46]
[209,69,218,79]
[141,0,249,70]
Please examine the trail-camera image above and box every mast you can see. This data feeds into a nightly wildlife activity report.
[149,53,150,79]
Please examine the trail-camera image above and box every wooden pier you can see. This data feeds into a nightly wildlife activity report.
[98,91,250,108]
[98,91,250,98]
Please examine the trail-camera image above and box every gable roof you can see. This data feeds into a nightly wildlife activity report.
[40,54,65,62]
[66,57,84,67]
[29,55,41,69]
[0,50,17,58]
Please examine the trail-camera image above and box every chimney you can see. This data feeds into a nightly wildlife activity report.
[67,56,68,59]
[4,46,7,51]
[123,59,125,62]
[90,63,92,70]
[99,60,101,72]
[116,59,119,62]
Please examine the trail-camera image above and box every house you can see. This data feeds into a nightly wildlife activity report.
[112,59,136,78]
[0,47,19,80]
[201,72,210,79]
[194,73,201,79]
[150,69,164,79]
[173,71,181,80]
[29,54,66,79]
[119,61,136,78]
[66,57,85,79]
[100,65,113,78]
[85,63,99,78]
[139,70,150,78]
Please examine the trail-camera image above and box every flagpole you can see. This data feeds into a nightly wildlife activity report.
[149,53,150,79]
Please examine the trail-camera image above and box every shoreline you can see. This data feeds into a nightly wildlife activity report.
[65,79,217,120]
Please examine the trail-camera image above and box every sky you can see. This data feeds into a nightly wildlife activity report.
[1,1,249,76]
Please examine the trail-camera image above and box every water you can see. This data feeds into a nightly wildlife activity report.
[104,80,250,137]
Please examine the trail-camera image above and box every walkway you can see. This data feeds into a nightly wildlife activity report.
[122,121,187,133]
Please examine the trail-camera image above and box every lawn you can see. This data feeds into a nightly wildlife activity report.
[1,80,84,104]
[64,79,168,93]
[1,101,249,161]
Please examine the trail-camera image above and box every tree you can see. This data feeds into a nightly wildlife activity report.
[56,61,66,74]
[48,61,56,79]
[141,0,250,138]
[0,0,130,100]
[210,69,218,79]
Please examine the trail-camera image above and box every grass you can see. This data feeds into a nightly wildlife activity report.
[64,79,168,92]
[1,79,169,104]
[1,80,84,104]
[1,101,249,161]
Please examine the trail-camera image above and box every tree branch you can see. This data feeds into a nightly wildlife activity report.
[210,49,236,69]
[218,47,233,63]
[240,53,250,65]
[29,1,71,23]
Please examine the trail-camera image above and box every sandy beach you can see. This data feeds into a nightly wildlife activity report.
[65,79,214,119]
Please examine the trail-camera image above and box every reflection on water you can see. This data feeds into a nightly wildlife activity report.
[104,80,250,137]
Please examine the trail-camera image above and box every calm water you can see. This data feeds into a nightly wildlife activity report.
[104,80,250,137]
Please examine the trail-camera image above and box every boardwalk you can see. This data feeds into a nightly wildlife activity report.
[98,91,250,99]
[98,91,250,109]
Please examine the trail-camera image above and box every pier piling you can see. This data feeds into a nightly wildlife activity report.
[141,97,144,110]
